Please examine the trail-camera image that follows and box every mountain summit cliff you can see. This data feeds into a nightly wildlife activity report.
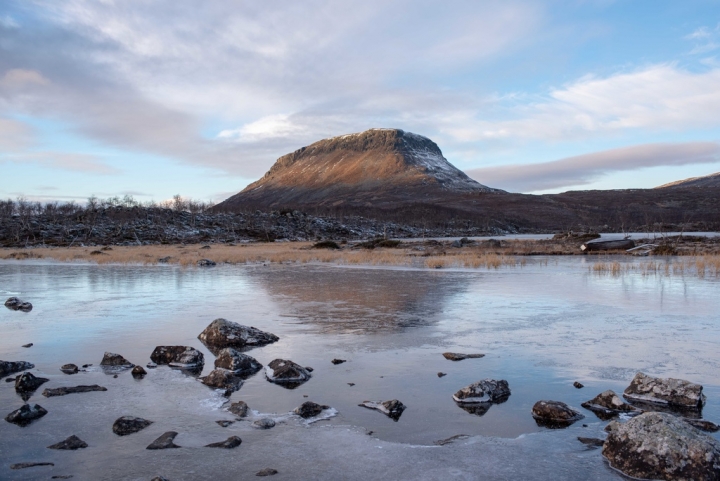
[216,128,497,211]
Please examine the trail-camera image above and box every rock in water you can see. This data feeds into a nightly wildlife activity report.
[60,364,79,374]
[252,418,276,429]
[573,381,584,389]
[42,385,107,397]
[577,437,605,448]
[15,372,49,396]
[147,432,180,450]
[200,369,244,392]
[205,436,242,448]
[150,346,204,369]
[5,403,48,426]
[214,348,262,374]
[112,416,153,436]
[228,401,249,418]
[331,359,346,365]
[10,462,54,469]
[531,400,584,428]
[581,390,643,419]
[197,258,216,267]
[294,401,330,419]
[359,400,406,421]
[5,297,33,312]
[48,435,88,450]
[685,419,720,433]
[131,365,147,378]
[198,318,279,349]
[265,359,312,386]
[623,372,706,409]
[256,468,278,476]
[603,412,720,480]
[0,360,35,379]
[452,379,510,404]
[216,420,234,427]
[100,352,134,368]
[442,352,485,361]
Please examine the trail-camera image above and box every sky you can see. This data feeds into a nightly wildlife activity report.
[1,0,720,203]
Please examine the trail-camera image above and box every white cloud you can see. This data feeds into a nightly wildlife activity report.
[467,142,720,192]
[2,151,120,174]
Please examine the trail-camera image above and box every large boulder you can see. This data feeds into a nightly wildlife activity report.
[198,318,279,350]
[228,401,249,418]
[150,346,204,369]
[5,297,32,312]
[531,400,584,428]
[112,416,153,436]
[15,372,49,397]
[100,352,134,368]
[581,390,643,420]
[452,379,510,404]
[294,401,330,419]
[265,359,312,386]
[5,403,48,426]
[359,400,406,421]
[623,372,706,409]
[0,360,34,379]
[200,369,244,392]
[214,348,262,374]
[603,412,720,480]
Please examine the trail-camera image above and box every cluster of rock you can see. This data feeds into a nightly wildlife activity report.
[4,297,32,312]
[0,205,508,248]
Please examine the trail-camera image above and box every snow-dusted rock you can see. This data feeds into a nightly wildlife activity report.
[0,360,34,379]
[200,368,244,392]
[294,401,330,419]
[623,372,706,409]
[214,348,262,374]
[5,403,47,426]
[452,379,510,404]
[581,390,642,419]
[100,352,134,368]
[603,412,720,480]
[265,359,311,385]
[531,400,584,428]
[198,318,279,349]
[359,400,406,421]
[150,346,204,369]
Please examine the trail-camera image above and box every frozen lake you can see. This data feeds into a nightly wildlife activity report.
[1,258,719,480]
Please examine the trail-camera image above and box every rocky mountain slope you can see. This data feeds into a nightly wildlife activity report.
[216,128,498,211]
[657,172,720,189]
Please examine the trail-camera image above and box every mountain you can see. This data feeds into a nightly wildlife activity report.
[656,172,720,189]
[215,128,499,211]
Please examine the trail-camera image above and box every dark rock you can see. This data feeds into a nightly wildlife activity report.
[252,418,276,429]
[82,364,92,368]
[5,376,16,382]
[150,477,169,481]
[132,365,147,378]
[113,374,118,378]
[603,412,720,480]
[10,462,54,469]
[5,403,48,426]
[52,476,74,479]
[48,435,88,450]
[112,416,153,436]
[214,348,262,374]
[331,359,346,365]
[531,400,584,428]
[100,352,134,368]
[347,382,355,386]
[573,381,584,389]
[216,420,234,427]
[15,372,49,397]
[434,434,470,446]
[437,372,447,377]
[265,359,312,386]
[198,318,279,349]
[200,368,244,392]
[294,401,329,418]
[22,343,33,348]
[581,390,643,420]
[205,436,242,448]
[5,297,32,312]
[42,385,107,397]
[256,468,278,476]
[158,256,172,263]
[0,360,34,378]
[305,366,314,372]
[442,352,485,361]
[150,346,204,369]
[685,419,720,432]
[60,364,79,374]
[453,379,510,404]
[228,401,249,418]
[198,258,216,266]
[577,437,604,448]
[359,400,406,421]
[623,372,706,409]
[147,431,180,450]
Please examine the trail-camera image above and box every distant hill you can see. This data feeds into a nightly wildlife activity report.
[657,172,720,189]
[215,128,499,211]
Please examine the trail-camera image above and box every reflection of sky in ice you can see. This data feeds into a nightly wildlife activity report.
[1,258,719,478]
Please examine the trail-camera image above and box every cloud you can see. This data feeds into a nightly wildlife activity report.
[0,69,50,88]
[466,142,720,192]
[2,151,120,174]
